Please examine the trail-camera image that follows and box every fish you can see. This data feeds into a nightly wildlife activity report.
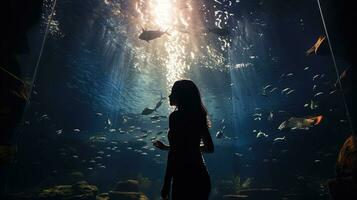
[207,27,230,36]
[281,88,290,94]
[216,130,224,139]
[141,107,156,115]
[286,90,295,95]
[306,35,326,55]
[150,115,160,120]
[139,28,170,42]
[313,75,320,81]
[142,93,167,115]
[334,68,349,88]
[252,113,262,117]
[263,84,272,90]
[154,93,166,110]
[156,131,164,135]
[314,92,324,97]
[256,131,268,138]
[278,115,323,130]
[270,87,278,93]
[261,90,268,97]
[313,85,317,91]
[310,100,318,110]
[273,136,286,142]
[267,111,273,121]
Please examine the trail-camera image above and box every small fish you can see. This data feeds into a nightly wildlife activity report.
[139,28,170,42]
[150,115,160,120]
[304,67,310,70]
[314,92,324,97]
[156,131,164,135]
[261,90,268,97]
[306,35,326,55]
[329,90,337,95]
[313,75,320,81]
[216,130,224,139]
[273,136,286,142]
[256,131,268,138]
[263,84,272,90]
[267,111,273,121]
[310,100,318,110]
[139,134,148,138]
[281,88,290,94]
[270,87,278,93]
[286,73,294,77]
[286,90,295,95]
[334,68,348,88]
[254,117,262,121]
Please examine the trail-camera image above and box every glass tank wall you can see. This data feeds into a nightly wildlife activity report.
[1,0,354,200]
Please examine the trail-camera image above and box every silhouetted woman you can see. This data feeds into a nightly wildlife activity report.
[153,80,214,200]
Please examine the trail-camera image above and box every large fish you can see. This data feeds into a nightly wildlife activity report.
[142,94,167,115]
[139,28,170,42]
[278,115,323,130]
[141,107,156,115]
[154,93,166,110]
[207,28,230,36]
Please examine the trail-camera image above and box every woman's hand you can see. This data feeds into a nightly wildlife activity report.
[153,140,168,150]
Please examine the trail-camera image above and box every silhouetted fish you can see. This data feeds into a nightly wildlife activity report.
[141,107,155,115]
[207,28,230,36]
[154,93,166,110]
[139,28,170,42]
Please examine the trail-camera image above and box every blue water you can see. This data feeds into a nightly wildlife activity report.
[5,0,352,199]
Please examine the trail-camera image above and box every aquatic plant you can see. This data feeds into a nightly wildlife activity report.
[233,175,253,193]
[137,174,152,190]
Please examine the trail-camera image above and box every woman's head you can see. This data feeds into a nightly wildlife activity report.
[169,80,209,126]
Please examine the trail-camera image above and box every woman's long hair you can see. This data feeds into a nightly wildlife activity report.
[337,134,357,175]
[171,80,210,128]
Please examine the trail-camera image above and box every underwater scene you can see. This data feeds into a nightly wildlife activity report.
[1,0,355,200]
